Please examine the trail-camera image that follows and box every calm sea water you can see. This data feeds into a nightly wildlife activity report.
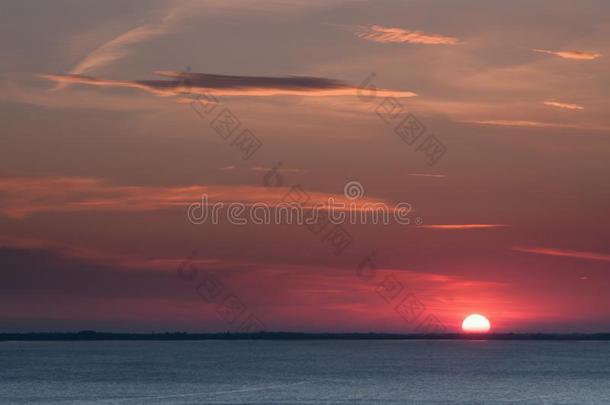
[1,340,609,404]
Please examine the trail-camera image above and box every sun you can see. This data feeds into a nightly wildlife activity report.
[462,314,491,333]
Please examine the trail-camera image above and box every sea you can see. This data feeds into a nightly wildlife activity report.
[1,340,609,404]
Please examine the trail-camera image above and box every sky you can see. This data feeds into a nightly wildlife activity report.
[1,0,609,333]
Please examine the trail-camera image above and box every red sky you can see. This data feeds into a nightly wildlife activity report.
[1,0,609,333]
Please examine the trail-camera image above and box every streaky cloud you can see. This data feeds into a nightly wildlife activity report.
[532,49,601,60]
[513,247,610,263]
[0,234,219,272]
[463,120,585,129]
[58,2,196,89]
[420,224,508,230]
[355,25,458,45]
[249,166,306,173]
[69,25,165,76]
[0,176,391,219]
[407,173,446,178]
[543,101,584,110]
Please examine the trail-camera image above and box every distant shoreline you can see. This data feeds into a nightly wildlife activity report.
[2,331,610,341]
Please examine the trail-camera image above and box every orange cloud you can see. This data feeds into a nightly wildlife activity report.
[512,247,610,262]
[0,176,392,219]
[532,49,601,60]
[420,224,508,230]
[355,25,458,45]
[543,101,584,110]
[0,176,197,218]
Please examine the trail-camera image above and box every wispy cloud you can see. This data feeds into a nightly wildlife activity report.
[420,224,508,230]
[43,71,416,98]
[354,25,458,45]
[407,173,446,178]
[249,166,306,173]
[0,176,390,219]
[219,165,305,173]
[463,119,610,132]
[68,26,165,77]
[512,247,610,262]
[532,49,601,60]
[62,3,195,79]
[52,2,198,92]
[463,120,584,129]
[0,234,219,272]
[0,80,169,111]
[0,176,202,218]
[543,101,584,110]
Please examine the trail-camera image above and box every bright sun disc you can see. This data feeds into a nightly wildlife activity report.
[462,314,491,333]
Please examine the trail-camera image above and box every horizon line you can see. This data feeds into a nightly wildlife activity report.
[3,331,610,341]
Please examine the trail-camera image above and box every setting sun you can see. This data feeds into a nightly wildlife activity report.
[462,314,491,333]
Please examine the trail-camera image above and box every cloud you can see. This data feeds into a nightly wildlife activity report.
[57,2,197,89]
[512,247,610,263]
[0,238,510,332]
[0,79,175,111]
[420,224,508,230]
[0,176,193,218]
[249,166,306,173]
[354,25,458,45]
[532,49,601,60]
[0,235,212,272]
[462,119,587,129]
[68,26,166,77]
[219,165,305,173]
[463,119,610,132]
[43,71,416,98]
[0,176,391,219]
[543,101,584,110]
[407,173,446,178]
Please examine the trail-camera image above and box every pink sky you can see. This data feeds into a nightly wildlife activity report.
[1,0,609,333]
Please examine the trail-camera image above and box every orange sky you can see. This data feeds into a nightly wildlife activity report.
[1,0,609,333]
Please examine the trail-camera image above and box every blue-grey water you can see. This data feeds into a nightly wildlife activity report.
[1,340,609,404]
